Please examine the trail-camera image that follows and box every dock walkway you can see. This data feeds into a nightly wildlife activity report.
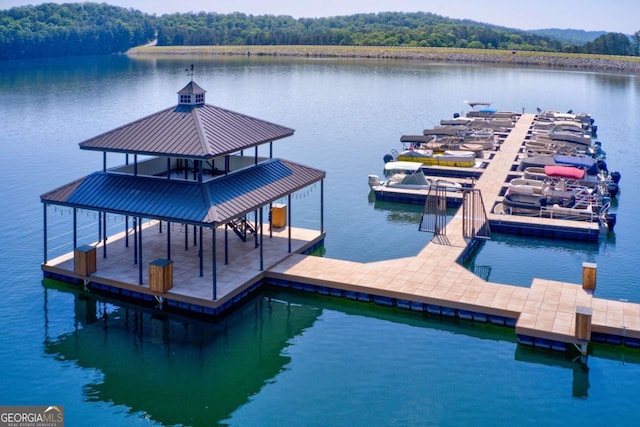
[268,114,640,350]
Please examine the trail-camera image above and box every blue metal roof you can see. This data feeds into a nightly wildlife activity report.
[41,159,325,225]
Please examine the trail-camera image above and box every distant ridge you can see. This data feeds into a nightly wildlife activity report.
[528,28,610,46]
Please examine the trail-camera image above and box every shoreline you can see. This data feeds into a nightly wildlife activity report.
[127,45,640,74]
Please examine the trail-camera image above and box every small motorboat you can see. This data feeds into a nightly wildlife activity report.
[369,168,462,191]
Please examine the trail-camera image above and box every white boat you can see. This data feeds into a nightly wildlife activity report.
[368,163,462,192]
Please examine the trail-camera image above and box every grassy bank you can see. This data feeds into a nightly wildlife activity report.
[127,45,640,74]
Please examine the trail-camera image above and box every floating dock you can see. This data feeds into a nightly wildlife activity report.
[268,114,638,352]
[44,113,638,354]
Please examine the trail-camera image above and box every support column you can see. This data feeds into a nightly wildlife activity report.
[138,217,143,285]
[133,217,138,264]
[199,226,203,277]
[288,194,292,253]
[102,212,107,259]
[73,208,77,249]
[224,224,228,265]
[212,227,217,300]
[259,207,264,271]
[320,179,324,233]
[167,222,171,260]
[254,210,259,248]
[43,204,48,264]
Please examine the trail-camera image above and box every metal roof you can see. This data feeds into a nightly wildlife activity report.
[41,159,325,226]
[178,80,206,95]
[400,135,432,143]
[78,104,295,159]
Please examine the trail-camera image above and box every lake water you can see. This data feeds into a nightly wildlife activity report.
[1,54,640,426]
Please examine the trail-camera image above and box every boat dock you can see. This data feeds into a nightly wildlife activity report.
[375,112,607,241]
[268,113,639,352]
[43,110,637,355]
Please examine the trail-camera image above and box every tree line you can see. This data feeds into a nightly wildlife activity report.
[1,3,639,60]
[0,3,155,59]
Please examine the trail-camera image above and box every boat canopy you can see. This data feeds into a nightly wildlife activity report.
[553,154,595,168]
[383,161,422,175]
[466,101,492,108]
[400,135,432,143]
[423,127,459,136]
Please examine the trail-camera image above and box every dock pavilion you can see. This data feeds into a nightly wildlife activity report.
[41,80,326,313]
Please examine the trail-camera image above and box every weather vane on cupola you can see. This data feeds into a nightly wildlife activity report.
[185,64,195,82]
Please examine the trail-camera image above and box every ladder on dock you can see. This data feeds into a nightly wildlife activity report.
[228,216,256,242]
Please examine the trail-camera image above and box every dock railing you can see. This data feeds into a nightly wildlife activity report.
[462,188,491,240]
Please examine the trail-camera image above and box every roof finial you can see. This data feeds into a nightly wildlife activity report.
[185,64,194,82]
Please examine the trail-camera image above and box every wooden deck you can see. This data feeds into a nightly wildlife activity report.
[44,113,640,350]
[44,221,325,309]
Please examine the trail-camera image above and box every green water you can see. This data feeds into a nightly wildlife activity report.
[2,55,640,426]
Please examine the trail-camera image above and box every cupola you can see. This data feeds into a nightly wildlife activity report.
[178,80,206,106]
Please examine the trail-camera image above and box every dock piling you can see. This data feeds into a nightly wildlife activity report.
[574,305,593,357]
[582,262,597,292]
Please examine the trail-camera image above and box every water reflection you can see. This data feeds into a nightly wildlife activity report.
[369,194,459,226]
[515,346,590,398]
[43,279,321,425]
[42,277,640,427]
[463,233,604,286]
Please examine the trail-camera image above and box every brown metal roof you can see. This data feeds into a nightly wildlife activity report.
[79,104,294,160]
[400,135,432,143]
[178,80,206,95]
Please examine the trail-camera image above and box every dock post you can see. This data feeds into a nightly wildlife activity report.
[574,305,592,360]
[582,262,597,293]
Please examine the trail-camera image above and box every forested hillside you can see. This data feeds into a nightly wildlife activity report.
[155,11,564,52]
[1,3,638,60]
[0,3,155,59]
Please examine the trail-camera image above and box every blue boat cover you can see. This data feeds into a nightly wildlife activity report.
[553,154,595,168]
